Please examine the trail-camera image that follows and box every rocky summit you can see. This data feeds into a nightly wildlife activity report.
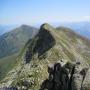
[0,23,90,90]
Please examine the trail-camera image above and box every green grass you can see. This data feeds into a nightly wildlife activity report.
[0,53,19,80]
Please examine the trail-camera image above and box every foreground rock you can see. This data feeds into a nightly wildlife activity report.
[0,87,18,90]
[82,68,90,90]
[40,60,90,90]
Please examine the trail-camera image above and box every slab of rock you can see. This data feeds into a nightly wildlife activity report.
[40,60,90,90]
[71,62,84,90]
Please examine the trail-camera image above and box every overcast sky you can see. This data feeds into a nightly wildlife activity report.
[0,0,90,25]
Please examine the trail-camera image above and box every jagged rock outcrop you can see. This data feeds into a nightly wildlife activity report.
[40,60,90,90]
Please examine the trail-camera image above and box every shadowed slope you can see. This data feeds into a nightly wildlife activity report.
[25,23,56,63]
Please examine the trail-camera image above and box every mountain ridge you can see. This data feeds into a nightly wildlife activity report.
[0,23,90,90]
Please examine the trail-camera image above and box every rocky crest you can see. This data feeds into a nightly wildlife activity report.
[40,60,90,90]
[25,23,56,63]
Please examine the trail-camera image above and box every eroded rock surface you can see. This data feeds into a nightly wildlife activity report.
[40,60,90,90]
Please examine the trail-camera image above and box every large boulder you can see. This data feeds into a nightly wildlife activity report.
[40,60,90,90]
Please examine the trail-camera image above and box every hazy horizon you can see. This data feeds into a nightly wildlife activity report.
[0,0,90,39]
[0,0,90,25]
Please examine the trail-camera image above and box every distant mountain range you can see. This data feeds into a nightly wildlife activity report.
[0,25,18,35]
[58,21,90,39]
[0,21,90,39]
[0,25,38,58]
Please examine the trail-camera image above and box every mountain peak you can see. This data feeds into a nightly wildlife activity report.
[40,23,54,31]
[20,24,29,27]
[24,23,56,63]
[41,23,50,28]
[20,24,31,29]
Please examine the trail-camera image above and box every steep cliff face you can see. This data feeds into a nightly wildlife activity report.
[0,23,90,90]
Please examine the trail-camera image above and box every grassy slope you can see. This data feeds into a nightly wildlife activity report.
[0,53,19,80]
[0,25,37,80]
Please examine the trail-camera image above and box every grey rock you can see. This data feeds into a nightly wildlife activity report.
[40,61,90,90]
[82,67,90,90]
[71,63,84,90]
